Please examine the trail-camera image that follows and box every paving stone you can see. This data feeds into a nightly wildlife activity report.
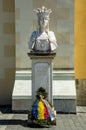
[0,106,86,130]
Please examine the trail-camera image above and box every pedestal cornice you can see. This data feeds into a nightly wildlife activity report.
[28,52,56,59]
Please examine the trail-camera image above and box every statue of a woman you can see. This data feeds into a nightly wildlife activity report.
[29,6,58,52]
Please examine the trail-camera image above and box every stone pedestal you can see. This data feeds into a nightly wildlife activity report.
[28,52,56,104]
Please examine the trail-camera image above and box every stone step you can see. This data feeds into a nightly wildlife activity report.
[12,71,76,113]
[15,70,74,80]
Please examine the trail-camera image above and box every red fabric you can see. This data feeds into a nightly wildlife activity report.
[44,104,49,119]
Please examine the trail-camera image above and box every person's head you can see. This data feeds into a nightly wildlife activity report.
[34,6,52,32]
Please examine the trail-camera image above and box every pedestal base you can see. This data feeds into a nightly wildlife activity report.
[28,52,56,104]
[12,70,76,113]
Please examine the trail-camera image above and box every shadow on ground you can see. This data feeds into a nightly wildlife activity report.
[0,119,28,127]
[0,105,51,128]
[0,119,51,128]
[0,105,12,114]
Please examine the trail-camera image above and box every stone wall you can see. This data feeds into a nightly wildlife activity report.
[0,0,15,104]
[1,0,86,106]
[76,79,86,105]
[15,0,74,69]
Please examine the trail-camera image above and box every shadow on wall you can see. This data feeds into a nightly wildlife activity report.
[0,68,15,105]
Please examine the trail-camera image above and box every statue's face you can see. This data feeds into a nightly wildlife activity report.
[39,15,49,28]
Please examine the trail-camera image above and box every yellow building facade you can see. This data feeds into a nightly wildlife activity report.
[75,0,86,105]
[75,0,86,78]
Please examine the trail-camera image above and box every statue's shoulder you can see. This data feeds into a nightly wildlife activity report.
[31,31,38,38]
[48,31,56,38]
[48,31,55,36]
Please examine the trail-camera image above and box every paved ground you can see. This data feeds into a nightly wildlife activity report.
[0,106,86,130]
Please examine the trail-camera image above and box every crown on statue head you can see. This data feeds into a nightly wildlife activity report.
[34,6,52,18]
